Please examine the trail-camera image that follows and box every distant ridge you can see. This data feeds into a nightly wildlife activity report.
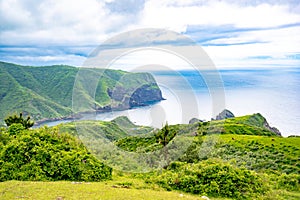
[0,61,163,123]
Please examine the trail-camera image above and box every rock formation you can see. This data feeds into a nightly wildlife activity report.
[215,109,235,120]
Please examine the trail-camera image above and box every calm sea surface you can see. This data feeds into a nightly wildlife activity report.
[45,68,300,137]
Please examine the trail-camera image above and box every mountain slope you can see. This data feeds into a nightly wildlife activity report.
[0,114,298,199]
[53,114,299,199]
[0,61,163,122]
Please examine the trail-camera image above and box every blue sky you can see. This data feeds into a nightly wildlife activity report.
[0,0,300,68]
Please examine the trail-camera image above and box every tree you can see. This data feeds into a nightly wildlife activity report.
[4,113,34,129]
[154,122,177,168]
[154,122,176,147]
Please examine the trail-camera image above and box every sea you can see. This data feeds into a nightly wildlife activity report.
[45,68,300,137]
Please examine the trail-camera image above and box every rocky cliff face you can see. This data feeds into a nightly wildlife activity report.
[129,83,164,107]
[105,83,164,111]
[263,120,282,136]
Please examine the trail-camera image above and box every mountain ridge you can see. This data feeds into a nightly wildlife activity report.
[0,61,164,123]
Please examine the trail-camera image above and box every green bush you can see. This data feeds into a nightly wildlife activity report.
[0,126,112,181]
[276,173,300,191]
[8,123,25,135]
[151,159,269,199]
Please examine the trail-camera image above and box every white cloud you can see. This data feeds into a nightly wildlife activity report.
[203,25,300,68]
[139,0,300,32]
[0,0,300,68]
[0,0,141,45]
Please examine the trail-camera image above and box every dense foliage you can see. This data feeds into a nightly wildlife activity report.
[0,61,161,121]
[149,160,268,199]
[0,124,112,181]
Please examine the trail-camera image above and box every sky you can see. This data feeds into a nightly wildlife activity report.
[1,0,300,69]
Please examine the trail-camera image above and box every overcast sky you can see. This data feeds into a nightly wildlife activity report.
[1,0,300,69]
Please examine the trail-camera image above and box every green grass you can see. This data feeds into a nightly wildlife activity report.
[208,134,300,174]
[0,177,204,200]
[0,177,299,200]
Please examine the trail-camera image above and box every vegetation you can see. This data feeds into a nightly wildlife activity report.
[149,159,268,199]
[115,113,280,154]
[4,112,34,129]
[0,177,206,200]
[112,114,299,199]
[155,122,177,147]
[0,112,299,199]
[0,61,298,199]
[0,124,111,181]
[0,61,162,122]
[0,179,300,200]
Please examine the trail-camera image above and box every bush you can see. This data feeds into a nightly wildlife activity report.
[276,173,300,191]
[0,126,112,181]
[151,159,269,199]
[8,123,25,135]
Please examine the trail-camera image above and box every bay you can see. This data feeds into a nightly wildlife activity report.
[44,68,300,137]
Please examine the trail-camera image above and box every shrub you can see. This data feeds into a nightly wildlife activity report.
[276,173,300,191]
[0,126,112,181]
[151,159,269,199]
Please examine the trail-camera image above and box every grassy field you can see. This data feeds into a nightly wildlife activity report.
[0,176,210,200]
[0,176,299,200]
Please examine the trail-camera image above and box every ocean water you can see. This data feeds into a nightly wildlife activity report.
[148,68,299,137]
[45,68,300,137]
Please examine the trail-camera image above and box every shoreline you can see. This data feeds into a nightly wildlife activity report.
[33,99,165,127]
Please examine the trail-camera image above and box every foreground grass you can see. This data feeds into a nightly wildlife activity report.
[0,177,299,200]
[0,176,205,200]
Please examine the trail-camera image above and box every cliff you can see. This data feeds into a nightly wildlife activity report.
[0,61,164,122]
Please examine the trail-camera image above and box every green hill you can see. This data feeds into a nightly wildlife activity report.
[115,113,281,153]
[0,61,163,123]
[0,113,299,199]
[55,113,299,176]
[110,114,299,199]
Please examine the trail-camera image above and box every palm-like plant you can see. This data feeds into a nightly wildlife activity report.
[4,113,34,129]
[155,122,176,147]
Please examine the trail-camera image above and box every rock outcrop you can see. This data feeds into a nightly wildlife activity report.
[215,109,235,120]
[107,83,164,110]
[129,83,164,107]
[189,118,203,124]
[263,119,282,136]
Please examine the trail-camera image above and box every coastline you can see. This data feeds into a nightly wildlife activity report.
[33,99,165,127]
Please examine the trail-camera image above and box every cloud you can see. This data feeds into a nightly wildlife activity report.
[105,0,145,14]
[0,0,140,45]
[0,0,299,68]
[139,0,300,32]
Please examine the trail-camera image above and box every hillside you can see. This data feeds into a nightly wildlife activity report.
[57,113,299,174]
[0,113,299,199]
[0,61,163,123]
